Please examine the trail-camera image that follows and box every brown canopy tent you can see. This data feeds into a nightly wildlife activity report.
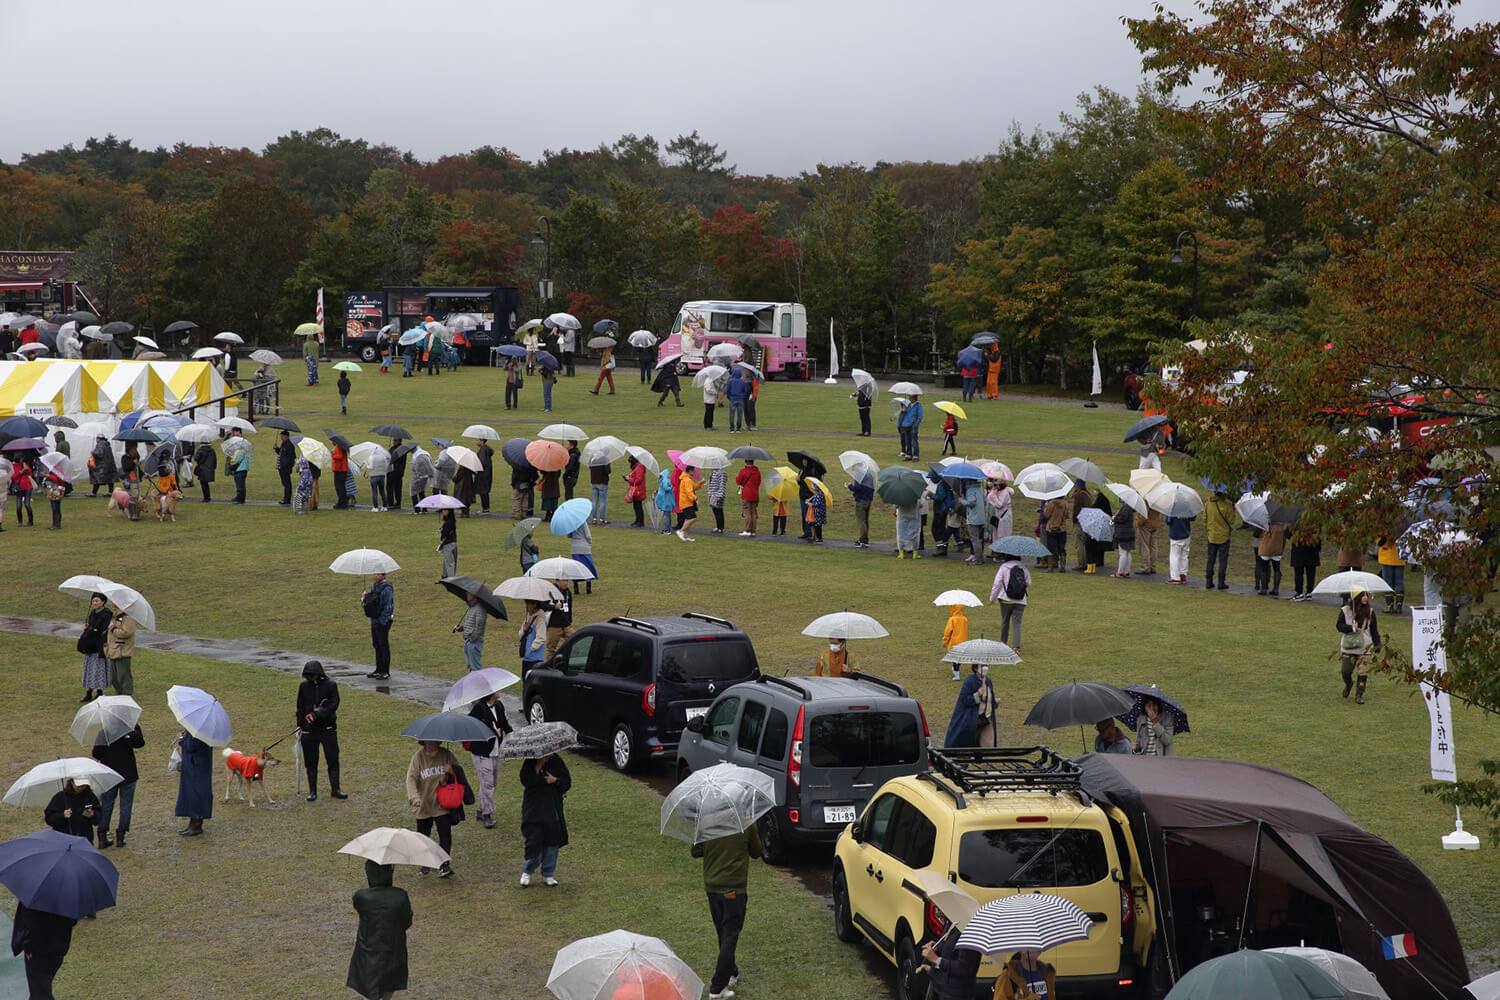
[1077,754,1468,1000]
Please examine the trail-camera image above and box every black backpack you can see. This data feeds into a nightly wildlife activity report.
[1004,565,1028,601]
[361,588,382,619]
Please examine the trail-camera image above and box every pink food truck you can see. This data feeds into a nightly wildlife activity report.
[659,300,810,379]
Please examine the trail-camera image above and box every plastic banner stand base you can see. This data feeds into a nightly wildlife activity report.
[1442,810,1480,851]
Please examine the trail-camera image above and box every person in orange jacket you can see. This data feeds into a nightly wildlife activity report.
[941,603,970,681]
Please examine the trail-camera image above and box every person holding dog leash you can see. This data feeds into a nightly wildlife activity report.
[296,660,346,802]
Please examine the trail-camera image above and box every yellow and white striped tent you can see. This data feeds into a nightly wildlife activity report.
[150,360,229,412]
[85,360,166,414]
[0,360,99,417]
[0,359,238,419]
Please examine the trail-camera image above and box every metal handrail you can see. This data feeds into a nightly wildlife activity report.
[171,375,282,423]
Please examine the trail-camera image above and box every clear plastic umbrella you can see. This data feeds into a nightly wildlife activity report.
[933,589,982,607]
[461,424,500,441]
[1105,481,1148,516]
[545,312,581,331]
[338,827,450,869]
[1144,481,1204,518]
[691,365,728,387]
[539,423,588,441]
[547,930,703,1000]
[329,548,400,575]
[495,577,564,602]
[839,449,880,484]
[582,435,628,466]
[627,330,657,348]
[174,423,220,445]
[851,368,878,401]
[802,612,889,640]
[660,763,777,844]
[3,758,123,806]
[707,342,743,364]
[888,380,924,395]
[249,349,283,365]
[441,668,521,714]
[213,331,244,344]
[626,446,659,476]
[526,557,596,581]
[217,416,256,434]
[70,695,142,747]
[191,347,223,361]
[681,445,730,470]
[57,575,156,630]
[1015,462,1073,500]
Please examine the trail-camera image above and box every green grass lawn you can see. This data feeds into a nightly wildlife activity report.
[0,365,1494,996]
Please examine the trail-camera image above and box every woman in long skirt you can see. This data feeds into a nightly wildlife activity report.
[79,594,112,703]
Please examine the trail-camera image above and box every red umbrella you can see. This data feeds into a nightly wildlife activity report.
[525,439,568,472]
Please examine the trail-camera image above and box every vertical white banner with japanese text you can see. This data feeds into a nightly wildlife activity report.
[1412,606,1457,782]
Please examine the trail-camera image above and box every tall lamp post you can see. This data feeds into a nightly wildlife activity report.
[1171,230,1199,319]
[531,216,552,313]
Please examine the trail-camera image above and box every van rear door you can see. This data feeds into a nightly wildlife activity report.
[803,704,925,831]
[656,638,758,743]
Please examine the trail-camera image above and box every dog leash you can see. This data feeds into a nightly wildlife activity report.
[263,726,301,751]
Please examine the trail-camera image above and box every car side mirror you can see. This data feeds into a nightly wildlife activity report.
[685,716,705,734]
[850,820,865,844]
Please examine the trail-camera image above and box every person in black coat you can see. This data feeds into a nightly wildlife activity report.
[921,918,981,1000]
[519,753,570,886]
[562,441,581,501]
[192,442,217,503]
[92,724,144,847]
[347,860,412,1000]
[387,440,407,511]
[474,439,494,513]
[11,901,77,1000]
[296,659,345,801]
[274,430,296,505]
[175,731,212,836]
[43,779,100,843]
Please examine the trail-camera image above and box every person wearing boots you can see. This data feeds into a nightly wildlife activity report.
[1377,533,1406,614]
[92,723,144,848]
[1336,587,1382,704]
[297,659,346,801]
[175,730,213,836]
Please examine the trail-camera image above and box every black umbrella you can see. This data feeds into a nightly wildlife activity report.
[400,712,495,743]
[43,416,78,428]
[1120,684,1191,735]
[390,441,417,461]
[260,416,300,432]
[324,431,354,452]
[786,450,826,479]
[733,333,760,352]
[1123,413,1170,444]
[501,438,532,468]
[113,428,161,444]
[727,445,773,462]
[437,576,507,619]
[969,332,1000,346]
[163,320,198,334]
[1270,502,1303,526]
[100,321,133,336]
[372,424,412,439]
[143,441,179,473]
[1024,682,1135,730]
[37,328,58,350]
[70,310,100,325]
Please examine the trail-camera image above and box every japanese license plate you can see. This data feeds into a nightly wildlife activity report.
[684,706,707,722]
[824,805,857,824]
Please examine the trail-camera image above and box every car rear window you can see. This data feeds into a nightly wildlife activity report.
[957,829,1109,888]
[659,640,757,683]
[806,711,921,768]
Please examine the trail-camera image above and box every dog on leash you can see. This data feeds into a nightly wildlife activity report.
[222,746,281,806]
[156,489,184,522]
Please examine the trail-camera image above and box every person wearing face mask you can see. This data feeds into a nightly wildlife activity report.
[944,663,998,748]
[813,637,855,677]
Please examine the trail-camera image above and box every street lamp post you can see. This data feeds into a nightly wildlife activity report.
[1171,230,1199,318]
[531,216,552,313]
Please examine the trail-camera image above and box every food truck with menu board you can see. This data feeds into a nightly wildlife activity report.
[341,286,519,363]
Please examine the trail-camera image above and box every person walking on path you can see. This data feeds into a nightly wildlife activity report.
[693,825,762,999]
[590,344,616,395]
[192,439,216,503]
[1257,522,1286,596]
[104,604,137,696]
[1336,587,1382,704]
[702,377,720,430]
[275,430,296,505]
[1133,696,1176,756]
[676,465,700,541]
[88,433,117,496]
[297,659,346,801]
[897,394,923,459]
[454,593,487,673]
[365,445,390,512]
[293,457,314,515]
[519,752,570,887]
[653,364,683,407]
[803,481,826,543]
[405,740,459,876]
[940,410,958,456]
[77,593,111,703]
[364,572,395,680]
[1289,529,1322,602]
[11,901,77,1000]
[175,729,212,836]
[1165,513,1195,584]
[944,664,997,747]
[563,442,580,501]
[589,460,611,524]
[1134,504,1162,575]
[989,557,1030,654]
[941,604,969,681]
[852,379,873,436]
[1203,489,1237,589]
[725,369,750,432]
[846,471,871,547]
[93,723,143,849]
[624,454,648,527]
[1111,502,1136,578]
[347,860,413,1000]
[337,370,352,415]
[467,692,510,828]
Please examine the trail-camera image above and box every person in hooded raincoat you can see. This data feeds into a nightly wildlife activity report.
[88,434,118,496]
[654,467,676,535]
[941,604,969,681]
[347,860,413,1000]
[175,730,212,835]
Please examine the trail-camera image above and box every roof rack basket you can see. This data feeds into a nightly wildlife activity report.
[926,746,1081,797]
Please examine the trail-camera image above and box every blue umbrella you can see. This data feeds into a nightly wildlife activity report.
[401,712,496,743]
[496,344,527,358]
[592,319,619,335]
[501,438,531,468]
[113,427,160,444]
[397,328,426,346]
[956,346,983,367]
[990,534,1053,558]
[431,437,452,450]
[550,497,592,536]
[938,461,987,481]
[0,829,119,920]
[0,415,47,440]
[535,350,560,371]
[166,685,232,746]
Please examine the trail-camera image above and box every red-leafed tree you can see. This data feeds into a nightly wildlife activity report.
[421,218,521,287]
[702,203,799,301]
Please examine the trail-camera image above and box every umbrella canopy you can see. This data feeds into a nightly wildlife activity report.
[1059,457,1106,484]
[398,328,428,347]
[786,450,827,479]
[79,324,109,341]
[803,476,833,505]
[1128,467,1169,498]
[691,365,728,387]
[222,436,252,459]
[249,349,284,365]
[415,494,465,511]
[371,424,413,440]
[70,695,143,747]
[349,441,390,469]
[293,322,322,337]
[15,342,49,356]
[707,342,743,363]
[1265,948,1391,1000]
[681,445,729,470]
[218,416,256,434]
[505,517,543,551]
[1124,413,1170,443]
[942,638,1022,666]
[0,415,47,439]
[934,400,968,420]
[324,431,354,452]
[461,424,500,441]
[501,438,532,468]
[1015,462,1073,500]
[550,497,593,536]
[937,461,987,482]
[1,436,46,451]
[889,381,925,397]
[587,335,617,350]
[437,576,507,619]
[495,576,564,602]
[627,330,657,348]
[191,347,223,361]
[498,721,578,760]
[57,576,156,630]
[1397,519,1473,563]
[329,548,400,575]
[978,460,1013,483]
[141,442,178,475]
[1077,506,1114,542]
[0,829,119,920]
[956,345,984,368]
[296,437,331,467]
[655,352,683,369]
[516,318,545,336]
[593,319,620,335]
[626,446,660,476]
[660,763,777,844]
[876,466,927,506]
[933,589,983,607]
[1025,682,1135,729]
[166,685,232,747]
[112,427,159,444]
[173,423,219,445]
[257,416,299,433]
[582,435,628,467]
[1311,569,1393,595]
[441,667,521,713]
[213,331,244,344]
[957,893,1094,956]
[524,440,568,472]
[532,424,587,444]
[802,611,888,640]
[912,870,981,930]
[969,332,1000,346]
[1120,684,1191,734]
[851,368,878,400]
[3,758,123,806]
[1145,481,1204,518]
[547,929,702,1000]
[546,312,581,331]
[338,827,450,869]
[400,712,495,743]
[332,361,361,372]
[1235,491,1285,531]
[1468,971,1500,1000]
[442,444,484,473]
[132,335,159,349]
[1105,482,1148,517]
[100,321,133,336]
[163,320,198,334]
[527,557,596,581]
[534,349,560,371]
[1163,949,1346,1000]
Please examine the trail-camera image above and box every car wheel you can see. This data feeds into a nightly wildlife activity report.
[676,760,692,783]
[831,867,859,943]
[674,362,688,376]
[610,723,639,772]
[527,698,547,725]
[359,345,378,363]
[895,933,927,1000]
[758,810,788,866]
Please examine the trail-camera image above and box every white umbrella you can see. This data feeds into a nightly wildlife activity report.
[191,347,223,361]
[912,870,981,930]
[213,331,244,344]
[441,668,521,713]
[1144,480,1204,518]
[16,342,47,356]
[1105,481,1148,517]
[338,827,451,869]
[1265,947,1390,1000]
[681,446,729,470]
[448,314,480,332]
[3,758,123,806]
[582,435,628,467]
[330,548,400,575]
[660,763,777,844]
[249,349,283,366]
[538,423,588,442]
[851,368,879,401]
[545,312,581,331]
[441,445,483,473]
[1312,570,1393,595]
[166,685,233,747]
[57,575,156,630]
[221,436,253,459]
[547,930,703,1000]
[691,365,728,387]
[1015,462,1073,501]
[839,449,880,484]
[942,638,1022,666]
[1467,970,1500,1000]
[707,342,743,363]
[626,446,659,476]
[888,380,924,396]
[174,423,220,445]
[802,611,889,640]
[461,424,500,441]
[1128,467,1169,498]
[79,325,108,341]
[933,589,982,607]
[1058,457,1106,484]
[654,352,683,370]
[38,451,78,482]
[70,696,143,747]
[627,330,657,348]
[526,557,596,581]
[217,416,256,434]
[132,336,159,349]
[495,577,564,602]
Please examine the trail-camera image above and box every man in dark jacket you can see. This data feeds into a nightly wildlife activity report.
[12,901,77,1000]
[562,441,580,501]
[92,723,145,847]
[364,574,395,679]
[297,660,345,800]
[692,826,762,999]
[43,780,100,843]
[192,441,216,503]
[921,923,981,1000]
[474,438,494,513]
[275,430,295,505]
[347,860,412,1000]
[387,440,407,511]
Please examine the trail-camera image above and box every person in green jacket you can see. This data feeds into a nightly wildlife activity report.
[347,860,413,1000]
[1203,489,1239,590]
[692,826,762,999]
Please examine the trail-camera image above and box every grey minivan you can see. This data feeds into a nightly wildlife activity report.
[675,673,929,864]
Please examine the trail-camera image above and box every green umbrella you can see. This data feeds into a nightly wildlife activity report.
[1164,950,1346,1000]
[876,465,927,506]
[505,517,542,551]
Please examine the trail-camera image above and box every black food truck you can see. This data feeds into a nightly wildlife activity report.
[341,286,519,363]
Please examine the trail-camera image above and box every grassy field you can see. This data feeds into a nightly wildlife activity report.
[0,364,1494,997]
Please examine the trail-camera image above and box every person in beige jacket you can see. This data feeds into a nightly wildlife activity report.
[405,741,459,876]
[1134,506,1163,575]
[103,611,137,696]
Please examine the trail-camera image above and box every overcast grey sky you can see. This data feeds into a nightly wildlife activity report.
[6,0,1167,176]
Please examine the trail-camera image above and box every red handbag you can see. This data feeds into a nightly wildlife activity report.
[436,779,464,810]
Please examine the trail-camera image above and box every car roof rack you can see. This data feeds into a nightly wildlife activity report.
[845,672,907,697]
[756,675,812,700]
[608,616,661,635]
[926,746,1081,799]
[681,611,735,630]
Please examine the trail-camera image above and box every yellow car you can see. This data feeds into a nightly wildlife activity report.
[831,747,1156,1000]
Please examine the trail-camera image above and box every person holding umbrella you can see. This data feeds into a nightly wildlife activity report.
[1336,586,1382,704]
[989,556,1030,653]
[676,465,701,541]
[692,821,762,1000]
[519,599,549,675]
[624,454,648,527]
[93,722,144,848]
[175,728,213,837]
[274,430,295,505]
[405,740,460,877]
[590,342,616,396]
[983,343,1002,400]
[227,429,250,504]
[851,378,873,436]
[332,439,352,509]
[504,354,522,410]
[192,435,217,503]
[475,437,494,513]
[920,904,981,1000]
[995,951,1057,1000]
[10,899,79,1000]
[44,779,101,844]
[1133,695,1176,756]
[364,571,395,680]
[347,859,413,1000]
[11,454,36,527]
[944,664,997,748]
[453,592,489,672]
[519,749,571,886]
[103,601,138,696]
[654,362,683,406]
[297,660,346,801]
[77,593,112,704]
[468,691,511,828]
[88,433,117,497]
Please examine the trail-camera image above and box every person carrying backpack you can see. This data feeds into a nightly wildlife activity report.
[989,557,1031,654]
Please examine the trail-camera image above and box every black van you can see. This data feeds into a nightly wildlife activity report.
[522,613,760,772]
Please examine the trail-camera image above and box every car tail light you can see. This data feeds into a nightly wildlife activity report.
[1120,883,1134,934]
[924,899,949,939]
[788,705,805,788]
[788,808,799,824]
[641,683,656,717]
[1015,815,1048,823]
[917,703,930,744]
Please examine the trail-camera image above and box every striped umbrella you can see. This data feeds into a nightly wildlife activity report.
[956,893,1094,955]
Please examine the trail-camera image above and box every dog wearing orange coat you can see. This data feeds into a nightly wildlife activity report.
[222,746,281,806]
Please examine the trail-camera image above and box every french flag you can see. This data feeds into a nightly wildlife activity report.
[1381,933,1418,959]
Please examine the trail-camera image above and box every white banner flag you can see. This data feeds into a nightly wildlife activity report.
[315,287,326,345]
[828,319,839,378]
[1412,606,1458,782]
[1090,341,1102,396]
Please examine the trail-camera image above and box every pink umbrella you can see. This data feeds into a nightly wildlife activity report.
[667,449,686,471]
[525,439,569,472]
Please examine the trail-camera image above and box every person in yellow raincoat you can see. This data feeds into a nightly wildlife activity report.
[984,344,1002,399]
[941,604,969,681]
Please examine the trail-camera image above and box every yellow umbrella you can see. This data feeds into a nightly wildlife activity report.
[804,476,833,505]
[297,437,332,468]
[934,400,968,420]
[767,478,798,503]
[294,322,323,337]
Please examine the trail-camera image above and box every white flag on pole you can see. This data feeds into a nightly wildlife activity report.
[825,319,839,383]
[315,287,326,345]
[1412,606,1458,782]
[1090,341,1102,397]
